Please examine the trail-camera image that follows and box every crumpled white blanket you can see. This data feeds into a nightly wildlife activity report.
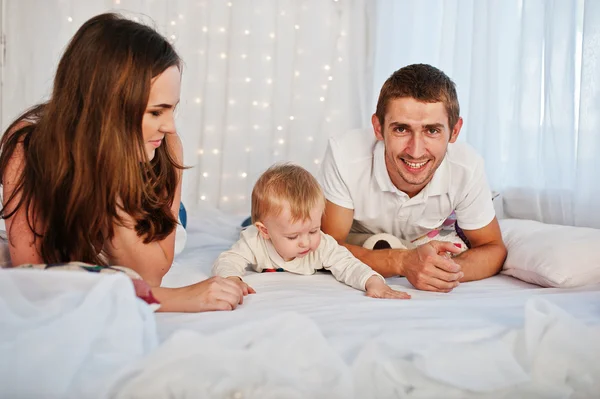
[352,298,600,398]
[2,267,599,399]
[108,312,353,399]
[109,298,599,399]
[0,269,158,399]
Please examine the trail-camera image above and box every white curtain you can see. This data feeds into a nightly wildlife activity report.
[0,0,375,215]
[373,0,600,228]
[3,0,599,227]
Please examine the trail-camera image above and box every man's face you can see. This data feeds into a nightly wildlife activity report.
[372,97,462,197]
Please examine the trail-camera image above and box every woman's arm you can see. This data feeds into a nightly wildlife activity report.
[2,129,44,266]
[104,134,183,286]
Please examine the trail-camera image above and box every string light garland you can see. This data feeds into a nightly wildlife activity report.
[95,0,352,213]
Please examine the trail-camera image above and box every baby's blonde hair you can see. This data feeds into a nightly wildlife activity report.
[251,163,325,224]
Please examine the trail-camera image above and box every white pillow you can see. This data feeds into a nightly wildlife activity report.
[499,219,600,288]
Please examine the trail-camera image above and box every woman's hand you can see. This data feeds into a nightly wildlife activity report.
[153,276,246,312]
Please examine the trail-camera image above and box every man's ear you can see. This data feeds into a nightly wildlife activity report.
[255,222,270,240]
[372,114,384,141]
[449,117,463,143]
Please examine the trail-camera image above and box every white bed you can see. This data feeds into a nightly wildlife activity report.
[149,208,600,398]
[2,208,600,398]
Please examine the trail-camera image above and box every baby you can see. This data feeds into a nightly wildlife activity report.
[212,163,410,299]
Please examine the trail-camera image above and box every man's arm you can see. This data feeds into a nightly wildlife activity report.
[322,200,463,291]
[453,217,507,282]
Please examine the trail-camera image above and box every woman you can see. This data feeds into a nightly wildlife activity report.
[0,13,245,312]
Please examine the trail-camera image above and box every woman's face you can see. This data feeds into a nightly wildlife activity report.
[142,65,181,160]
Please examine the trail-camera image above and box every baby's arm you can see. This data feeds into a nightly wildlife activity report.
[212,235,257,294]
[320,234,410,299]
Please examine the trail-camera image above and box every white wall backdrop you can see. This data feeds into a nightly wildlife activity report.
[1,0,599,227]
[0,0,375,215]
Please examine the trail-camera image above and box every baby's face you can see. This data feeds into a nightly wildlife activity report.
[258,202,324,262]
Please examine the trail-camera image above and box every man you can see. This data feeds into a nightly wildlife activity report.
[320,64,506,292]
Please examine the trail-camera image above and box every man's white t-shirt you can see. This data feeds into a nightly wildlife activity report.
[319,128,495,242]
[212,225,383,291]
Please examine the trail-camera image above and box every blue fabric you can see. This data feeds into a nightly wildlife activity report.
[241,216,252,228]
[179,202,187,229]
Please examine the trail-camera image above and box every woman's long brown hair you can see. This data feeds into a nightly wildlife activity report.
[0,13,183,265]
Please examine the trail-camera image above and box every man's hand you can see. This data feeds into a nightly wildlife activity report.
[364,275,411,299]
[401,241,464,292]
[226,276,257,296]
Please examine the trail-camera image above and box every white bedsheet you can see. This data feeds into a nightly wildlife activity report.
[151,209,600,397]
[0,269,157,399]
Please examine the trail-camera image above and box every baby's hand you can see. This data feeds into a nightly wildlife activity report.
[226,276,256,296]
[365,275,411,299]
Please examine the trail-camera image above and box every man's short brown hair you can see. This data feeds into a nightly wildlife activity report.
[251,163,325,224]
[375,64,460,130]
